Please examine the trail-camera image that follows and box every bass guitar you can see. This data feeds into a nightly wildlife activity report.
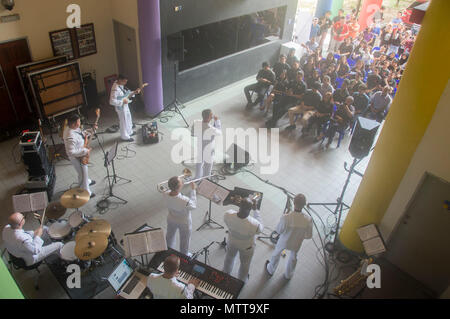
[81,108,101,165]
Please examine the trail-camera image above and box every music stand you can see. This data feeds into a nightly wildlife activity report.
[97,141,128,208]
[196,179,229,231]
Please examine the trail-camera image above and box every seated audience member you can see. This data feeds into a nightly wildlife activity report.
[2,213,63,267]
[352,84,370,117]
[272,54,291,79]
[348,72,364,95]
[338,37,354,58]
[384,71,397,91]
[308,91,335,140]
[325,96,355,148]
[306,69,321,90]
[320,75,335,96]
[336,56,350,78]
[287,61,301,82]
[302,56,316,82]
[333,79,350,104]
[319,53,336,73]
[350,60,366,79]
[147,255,199,299]
[366,67,383,93]
[365,86,392,122]
[286,48,299,68]
[285,81,322,132]
[266,71,306,128]
[244,62,275,107]
[261,69,289,112]
[301,37,319,56]
[324,64,338,87]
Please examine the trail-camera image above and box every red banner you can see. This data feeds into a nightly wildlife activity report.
[359,0,383,30]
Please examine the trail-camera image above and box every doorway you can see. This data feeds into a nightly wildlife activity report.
[0,38,32,134]
[113,20,139,90]
[386,173,450,297]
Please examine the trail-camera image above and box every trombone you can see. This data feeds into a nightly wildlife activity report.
[157,168,217,193]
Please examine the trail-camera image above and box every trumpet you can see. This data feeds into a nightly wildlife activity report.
[157,168,217,193]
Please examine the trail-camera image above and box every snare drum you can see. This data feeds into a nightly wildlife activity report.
[69,211,88,228]
[48,220,72,241]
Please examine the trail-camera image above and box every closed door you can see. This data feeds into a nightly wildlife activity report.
[386,173,450,296]
[0,65,17,130]
[0,38,32,127]
[113,20,139,90]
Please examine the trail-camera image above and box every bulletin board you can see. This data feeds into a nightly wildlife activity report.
[49,23,97,60]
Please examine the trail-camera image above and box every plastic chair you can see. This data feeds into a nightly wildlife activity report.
[334,54,341,60]
[347,58,356,68]
[335,77,344,89]
[372,46,381,52]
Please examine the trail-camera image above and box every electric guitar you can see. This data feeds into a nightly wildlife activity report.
[81,108,101,165]
[117,83,149,105]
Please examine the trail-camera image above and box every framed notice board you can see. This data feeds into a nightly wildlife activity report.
[49,23,97,60]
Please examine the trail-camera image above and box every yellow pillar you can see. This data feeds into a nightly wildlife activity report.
[339,0,450,252]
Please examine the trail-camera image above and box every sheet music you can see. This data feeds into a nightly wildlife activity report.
[30,192,48,211]
[12,194,32,213]
[363,237,386,256]
[357,224,379,241]
[145,229,167,253]
[198,180,230,205]
[126,232,149,257]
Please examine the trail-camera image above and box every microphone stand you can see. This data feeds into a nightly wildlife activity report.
[191,241,219,265]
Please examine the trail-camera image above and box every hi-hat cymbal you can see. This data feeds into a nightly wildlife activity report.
[45,202,67,220]
[75,219,111,240]
[75,235,108,261]
[60,188,90,208]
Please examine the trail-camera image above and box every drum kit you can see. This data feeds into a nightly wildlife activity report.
[44,188,115,268]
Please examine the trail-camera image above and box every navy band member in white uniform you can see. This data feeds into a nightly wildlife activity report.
[223,198,263,283]
[163,176,197,256]
[2,213,63,266]
[109,74,140,142]
[63,114,96,197]
[147,255,199,299]
[191,109,222,180]
[265,194,313,279]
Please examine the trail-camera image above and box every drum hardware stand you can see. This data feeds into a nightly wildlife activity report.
[307,157,363,251]
[155,62,189,128]
[257,231,280,245]
[196,199,224,231]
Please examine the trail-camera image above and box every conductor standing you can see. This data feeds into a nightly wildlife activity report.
[265,194,313,279]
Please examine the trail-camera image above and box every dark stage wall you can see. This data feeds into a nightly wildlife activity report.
[159,0,298,106]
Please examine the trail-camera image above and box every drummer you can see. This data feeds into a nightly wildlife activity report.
[2,212,63,267]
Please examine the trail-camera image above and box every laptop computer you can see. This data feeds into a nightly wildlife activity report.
[107,259,147,299]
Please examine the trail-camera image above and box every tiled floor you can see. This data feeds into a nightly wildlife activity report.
[0,76,372,299]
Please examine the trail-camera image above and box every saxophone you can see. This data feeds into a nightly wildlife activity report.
[334,258,373,297]
[81,108,101,165]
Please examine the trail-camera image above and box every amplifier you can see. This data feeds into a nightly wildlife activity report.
[26,175,50,189]
[19,131,42,153]
[142,122,159,144]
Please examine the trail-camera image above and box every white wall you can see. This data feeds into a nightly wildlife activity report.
[380,80,450,241]
[0,0,118,91]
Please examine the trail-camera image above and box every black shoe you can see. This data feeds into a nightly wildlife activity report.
[89,180,96,186]
[265,260,273,276]
[90,193,96,199]
[285,124,296,131]
[123,138,134,142]
[130,131,137,137]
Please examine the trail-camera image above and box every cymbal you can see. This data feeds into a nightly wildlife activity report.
[60,188,90,208]
[45,202,67,220]
[75,235,109,261]
[75,219,111,240]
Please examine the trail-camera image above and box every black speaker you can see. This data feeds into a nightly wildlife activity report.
[224,143,250,170]
[83,73,98,108]
[167,33,185,62]
[142,122,159,144]
[22,144,52,176]
[349,117,380,159]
